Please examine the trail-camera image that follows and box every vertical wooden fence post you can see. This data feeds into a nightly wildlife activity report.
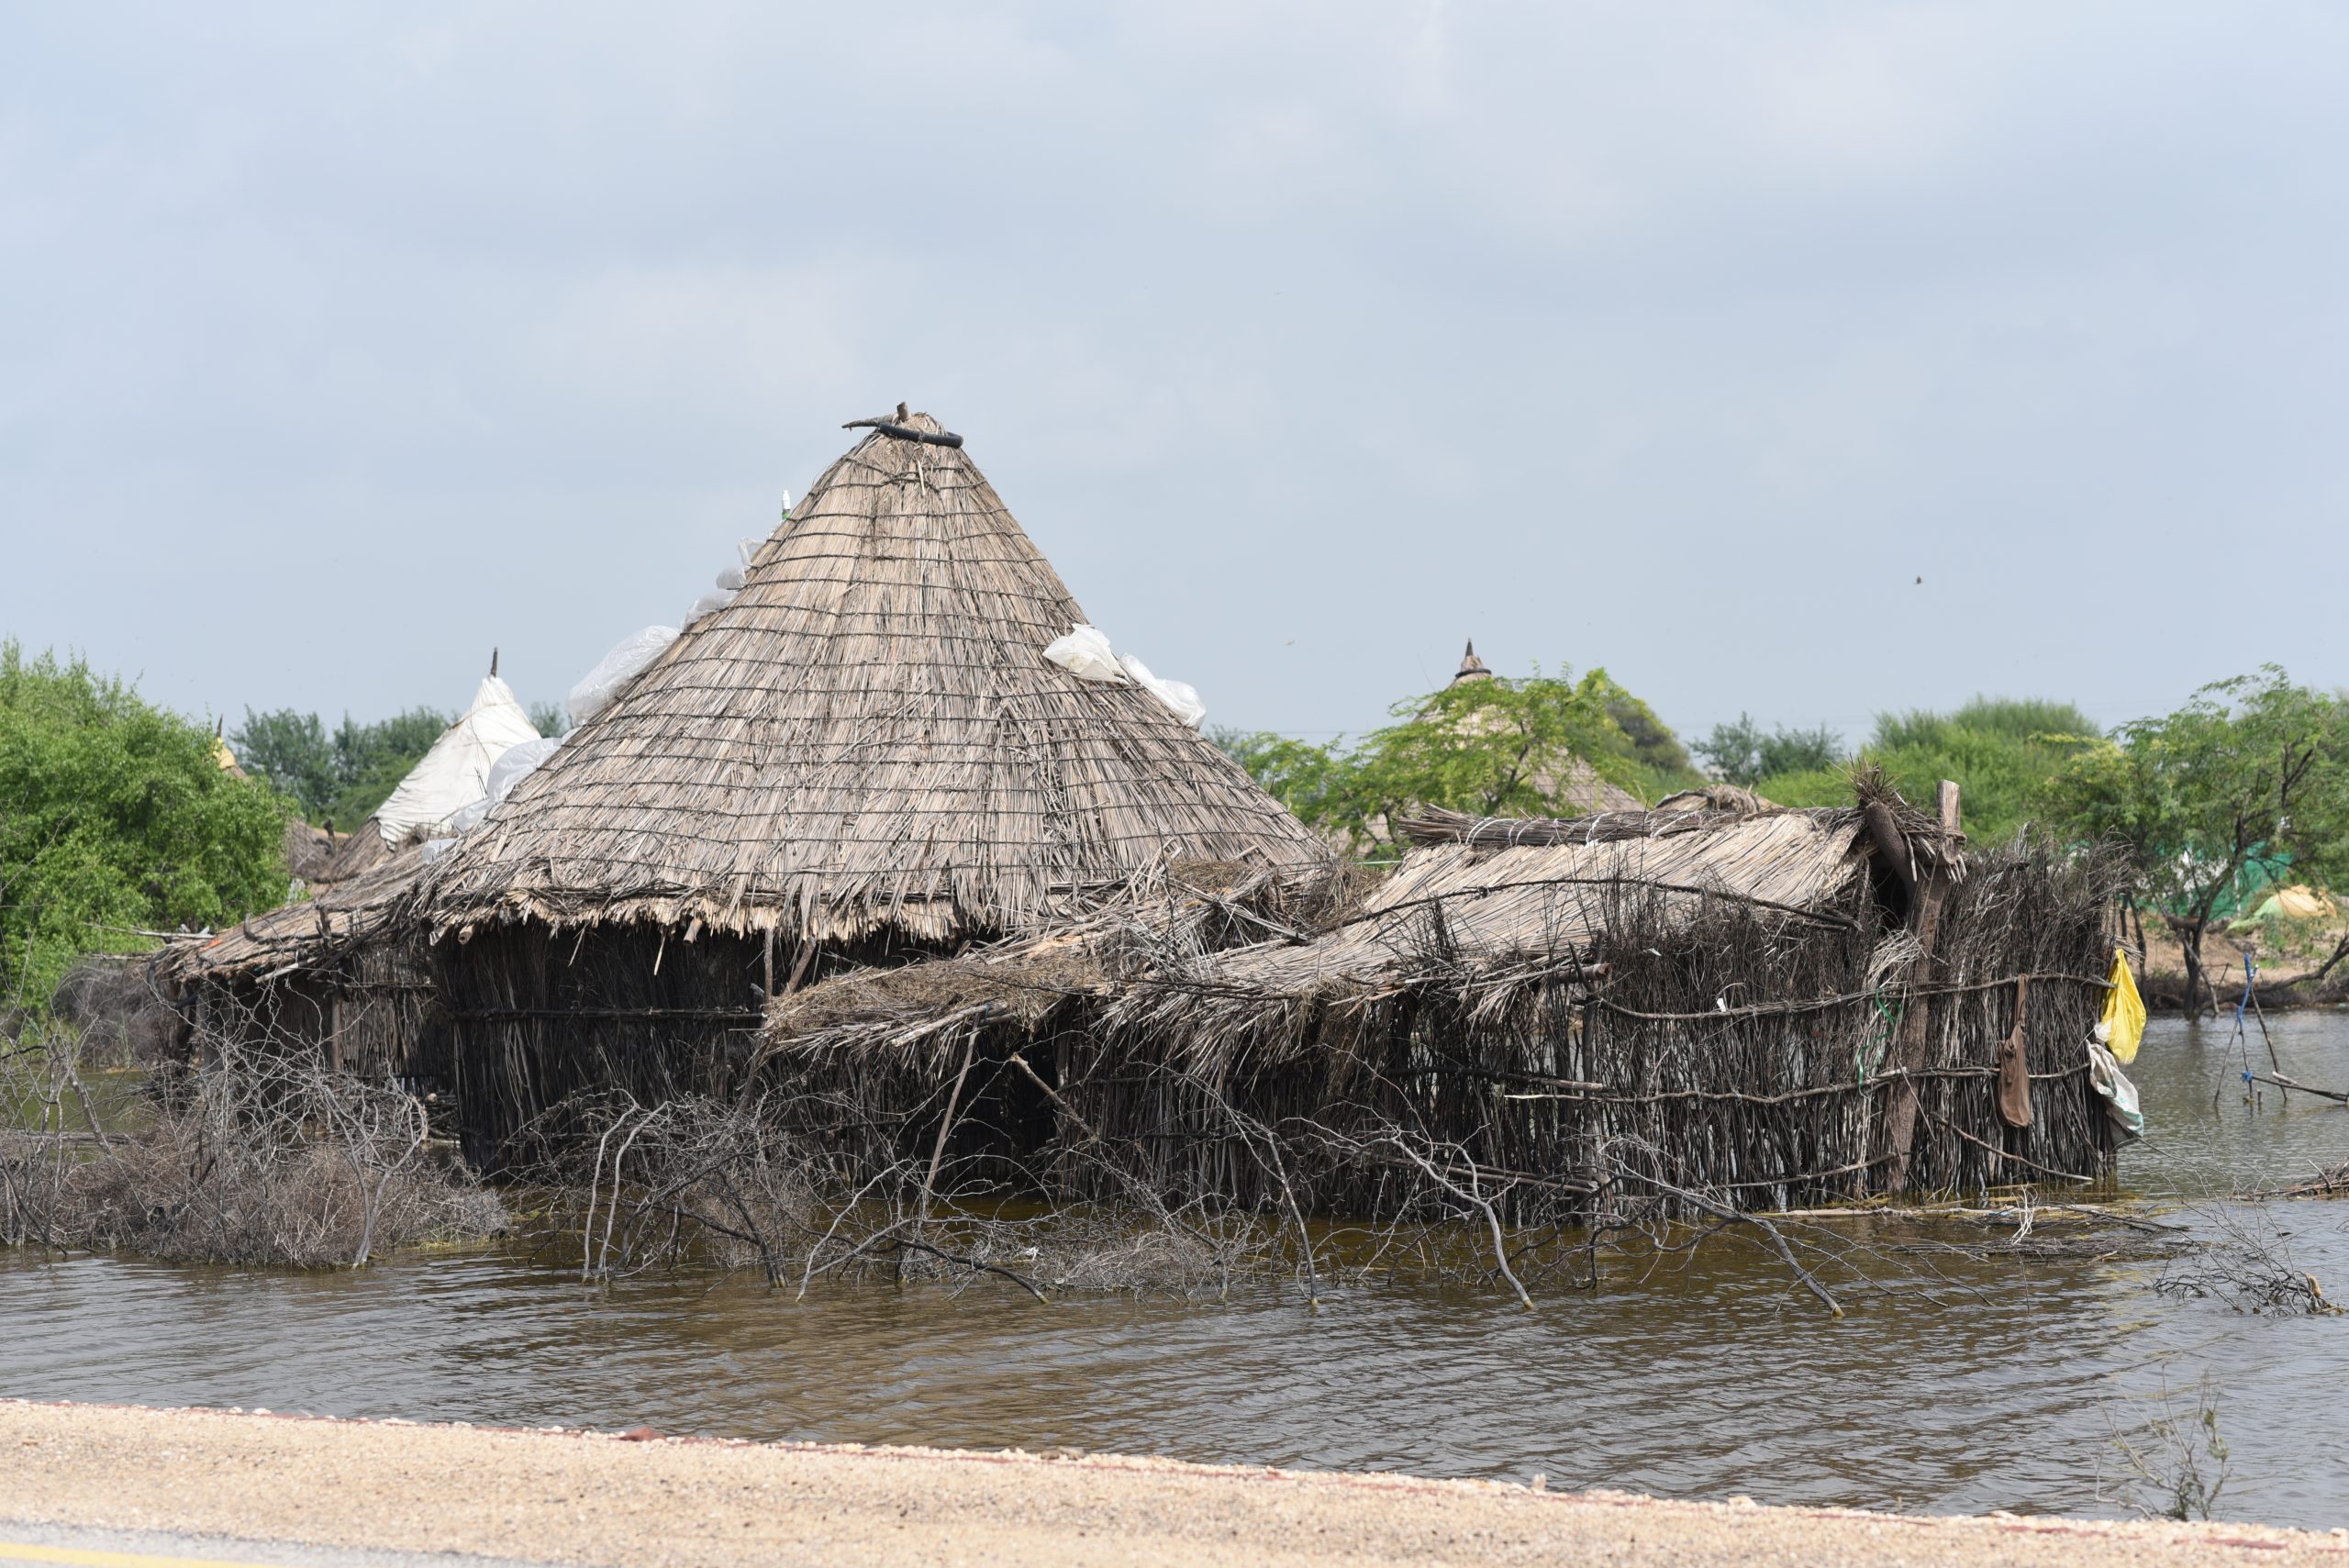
[1878,780,1963,1196]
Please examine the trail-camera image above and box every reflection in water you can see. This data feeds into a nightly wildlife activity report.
[5,1014,2347,1527]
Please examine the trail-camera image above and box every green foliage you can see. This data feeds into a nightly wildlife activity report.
[1852,697,2102,847]
[1218,665,1653,857]
[231,708,334,817]
[233,704,452,828]
[1211,728,1360,838]
[1745,764,1852,809]
[2043,670,2349,939]
[1694,713,1842,788]
[1605,693,1703,792]
[527,700,568,738]
[1,642,289,1007]
[1722,696,2100,844]
[1874,696,2095,753]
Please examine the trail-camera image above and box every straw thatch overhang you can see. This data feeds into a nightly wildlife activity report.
[758,856,1348,1062]
[159,847,425,988]
[410,410,1329,949]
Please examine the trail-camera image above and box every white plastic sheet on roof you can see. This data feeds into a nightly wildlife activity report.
[373,673,541,846]
[1041,625,1208,728]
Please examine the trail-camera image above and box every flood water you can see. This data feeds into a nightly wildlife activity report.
[6,1012,2349,1528]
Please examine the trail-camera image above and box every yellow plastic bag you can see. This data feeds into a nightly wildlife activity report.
[2101,948,2146,1065]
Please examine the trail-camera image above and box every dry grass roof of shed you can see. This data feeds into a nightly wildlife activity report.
[759,780,1948,1064]
[158,845,424,985]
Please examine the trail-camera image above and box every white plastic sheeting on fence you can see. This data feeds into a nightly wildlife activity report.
[568,627,679,728]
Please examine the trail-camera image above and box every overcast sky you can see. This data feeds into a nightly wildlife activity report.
[6,3,2344,751]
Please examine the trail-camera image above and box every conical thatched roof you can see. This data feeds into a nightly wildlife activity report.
[416,410,1327,944]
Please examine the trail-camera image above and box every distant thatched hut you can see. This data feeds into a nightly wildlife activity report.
[1436,640,1642,815]
[758,776,2128,1215]
[409,410,1330,1161]
[283,818,346,884]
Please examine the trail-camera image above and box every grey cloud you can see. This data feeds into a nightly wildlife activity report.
[3,2,2343,744]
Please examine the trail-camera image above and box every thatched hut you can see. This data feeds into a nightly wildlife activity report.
[409,409,1330,1160]
[757,776,2128,1216]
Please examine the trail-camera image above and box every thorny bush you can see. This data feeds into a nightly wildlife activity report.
[3,1018,502,1267]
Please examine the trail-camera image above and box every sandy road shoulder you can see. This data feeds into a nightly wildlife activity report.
[1,1399,2340,1568]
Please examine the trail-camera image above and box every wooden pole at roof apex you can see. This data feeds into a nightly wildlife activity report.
[489,647,499,678]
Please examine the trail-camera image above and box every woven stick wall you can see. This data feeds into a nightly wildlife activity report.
[414,411,1326,946]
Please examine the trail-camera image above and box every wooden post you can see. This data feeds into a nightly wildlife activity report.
[1877,780,1962,1196]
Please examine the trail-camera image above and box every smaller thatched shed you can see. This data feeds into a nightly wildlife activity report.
[283,818,347,884]
[758,776,2127,1218]
[155,846,436,1080]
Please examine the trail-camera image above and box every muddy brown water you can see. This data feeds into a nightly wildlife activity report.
[6,1013,2347,1528]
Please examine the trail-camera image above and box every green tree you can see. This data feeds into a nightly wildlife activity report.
[1218,665,1649,857]
[2,643,289,1007]
[1606,692,1704,792]
[1854,697,2099,846]
[233,707,336,816]
[233,704,452,828]
[1695,713,1843,787]
[2043,670,2349,1011]
[1720,696,2099,844]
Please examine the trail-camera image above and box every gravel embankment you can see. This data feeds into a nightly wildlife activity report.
[1,1398,2340,1567]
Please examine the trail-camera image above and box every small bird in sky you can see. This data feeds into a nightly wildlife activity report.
[1915,576,1923,584]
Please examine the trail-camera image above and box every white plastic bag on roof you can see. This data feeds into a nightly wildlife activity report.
[486,734,563,805]
[685,587,737,623]
[568,626,679,728]
[444,796,491,835]
[1118,652,1208,728]
[716,537,763,592]
[1043,625,1127,684]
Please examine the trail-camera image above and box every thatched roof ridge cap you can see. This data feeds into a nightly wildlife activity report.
[1396,803,1863,851]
